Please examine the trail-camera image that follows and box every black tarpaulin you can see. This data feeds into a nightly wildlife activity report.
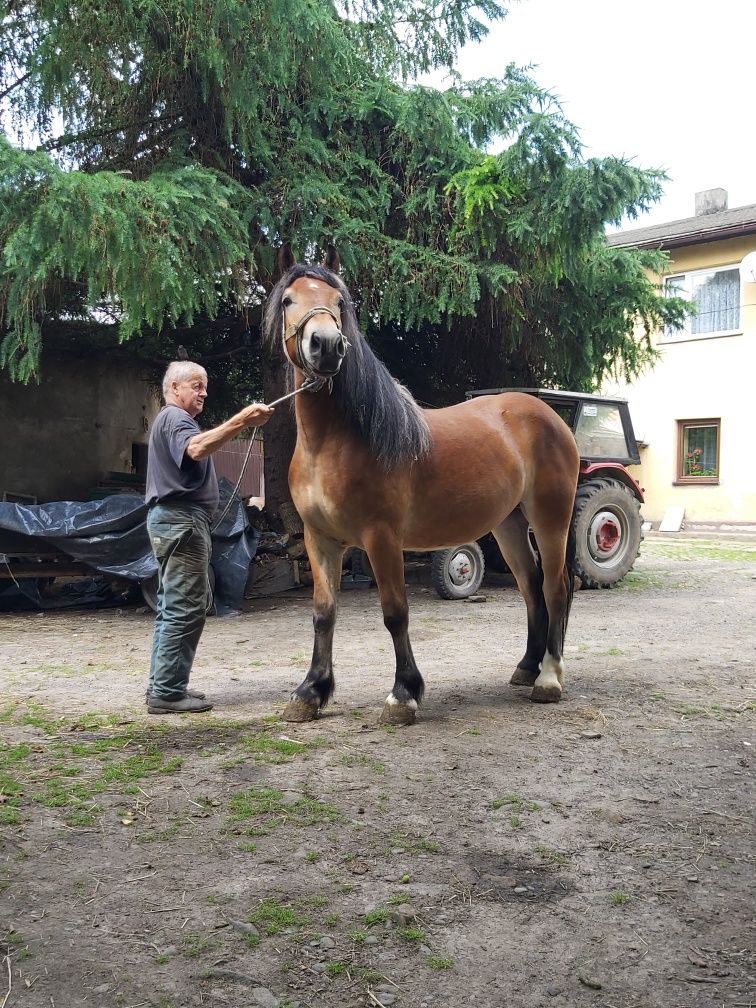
[0,478,258,611]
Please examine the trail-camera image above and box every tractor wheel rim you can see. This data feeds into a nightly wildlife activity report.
[589,510,624,561]
[448,551,475,586]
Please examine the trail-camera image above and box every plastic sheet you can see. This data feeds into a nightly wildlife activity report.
[0,478,258,611]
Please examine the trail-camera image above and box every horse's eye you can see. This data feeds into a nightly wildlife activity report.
[282,296,293,307]
[337,299,345,310]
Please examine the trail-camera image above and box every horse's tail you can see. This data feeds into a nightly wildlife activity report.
[562,516,577,647]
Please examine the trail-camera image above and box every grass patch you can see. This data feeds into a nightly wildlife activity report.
[610,890,630,906]
[386,893,410,905]
[427,956,453,970]
[300,894,330,909]
[0,743,29,824]
[617,570,667,591]
[642,540,756,563]
[228,787,340,833]
[101,750,182,784]
[26,663,99,679]
[181,932,216,958]
[341,753,386,773]
[489,794,540,813]
[388,830,442,854]
[535,844,569,868]
[239,730,310,764]
[397,927,425,942]
[676,701,754,721]
[248,899,310,936]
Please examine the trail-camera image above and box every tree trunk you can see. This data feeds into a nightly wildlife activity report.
[262,353,296,532]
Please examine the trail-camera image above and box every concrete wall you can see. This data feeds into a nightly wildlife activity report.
[603,235,756,525]
[0,354,161,502]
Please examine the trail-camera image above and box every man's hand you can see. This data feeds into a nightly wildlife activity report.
[239,403,274,428]
[185,402,276,460]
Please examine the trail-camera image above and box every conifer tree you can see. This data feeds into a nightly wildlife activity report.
[0,1,686,513]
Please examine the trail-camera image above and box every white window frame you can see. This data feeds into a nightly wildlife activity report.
[662,264,742,343]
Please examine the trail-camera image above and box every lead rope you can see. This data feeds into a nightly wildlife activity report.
[210,379,322,533]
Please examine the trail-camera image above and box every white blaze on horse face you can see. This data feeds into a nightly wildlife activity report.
[534,653,565,695]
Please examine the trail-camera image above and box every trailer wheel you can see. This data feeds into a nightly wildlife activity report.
[572,479,642,588]
[431,543,485,599]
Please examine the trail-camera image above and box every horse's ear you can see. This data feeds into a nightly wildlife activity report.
[276,242,296,276]
[324,245,341,274]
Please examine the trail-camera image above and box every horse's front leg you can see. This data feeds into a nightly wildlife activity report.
[282,528,344,723]
[364,535,424,726]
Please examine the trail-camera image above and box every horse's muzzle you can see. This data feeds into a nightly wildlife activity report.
[308,331,347,376]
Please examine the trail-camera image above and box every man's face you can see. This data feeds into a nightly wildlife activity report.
[171,373,208,417]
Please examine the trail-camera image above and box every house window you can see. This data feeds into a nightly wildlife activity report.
[676,419,720,483]
[664,266,740,340]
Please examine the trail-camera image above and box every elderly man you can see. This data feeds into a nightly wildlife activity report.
[145,361,273,714]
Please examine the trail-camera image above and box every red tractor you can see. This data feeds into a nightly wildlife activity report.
[431,389,644,598]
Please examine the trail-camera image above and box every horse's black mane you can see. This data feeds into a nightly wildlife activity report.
[262,264,432,470]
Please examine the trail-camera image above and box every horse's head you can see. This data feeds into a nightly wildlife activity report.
[274,247,350,380]
[282,274,348,379]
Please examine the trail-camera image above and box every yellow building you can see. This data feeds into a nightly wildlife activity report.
[604,189,756,529]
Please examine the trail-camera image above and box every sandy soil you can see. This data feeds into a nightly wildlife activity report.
[1,534,754,1008]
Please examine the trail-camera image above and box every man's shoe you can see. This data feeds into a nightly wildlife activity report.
[146,685,207,701]
[147,696,214,715]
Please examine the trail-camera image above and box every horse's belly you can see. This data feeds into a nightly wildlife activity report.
[403,453,523,549]
[404,494,517,550]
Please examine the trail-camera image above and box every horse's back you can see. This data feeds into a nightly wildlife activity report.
[399,392,578,549]
[422,391,577,472]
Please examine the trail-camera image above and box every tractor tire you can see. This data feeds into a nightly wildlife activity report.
[572,479,643,589]
[431,542,485,600]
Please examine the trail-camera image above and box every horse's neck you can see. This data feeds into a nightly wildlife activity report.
[293,385,344,455]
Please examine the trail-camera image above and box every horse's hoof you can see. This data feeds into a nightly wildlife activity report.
[378,702,417,726]
[510,666,539,687]
[530,685,562,704]
[282,695,320,722]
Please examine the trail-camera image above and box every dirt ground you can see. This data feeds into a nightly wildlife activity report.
[1,533,754,1008]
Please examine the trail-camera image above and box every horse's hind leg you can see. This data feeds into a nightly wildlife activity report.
[526,519,574,705]
[282,528,344,722]
[363,532,424,726]
[492,509,548,688]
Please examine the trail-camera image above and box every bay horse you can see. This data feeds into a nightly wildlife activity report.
[263,247,580,725]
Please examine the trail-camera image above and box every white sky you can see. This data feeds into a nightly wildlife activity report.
[429,0,755,227]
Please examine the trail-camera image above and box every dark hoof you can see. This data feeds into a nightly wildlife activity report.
[378,702,417,726]
[510,666,539,687]
[282,695,320,722]
[530,685,562,704]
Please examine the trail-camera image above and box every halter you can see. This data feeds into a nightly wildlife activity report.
[282,304,349,388]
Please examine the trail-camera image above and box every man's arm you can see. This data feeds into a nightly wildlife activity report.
[185,403,274,460]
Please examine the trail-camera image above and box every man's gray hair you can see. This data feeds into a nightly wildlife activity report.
[162,361,208,397]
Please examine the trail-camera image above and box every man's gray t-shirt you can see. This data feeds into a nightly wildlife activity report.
[145,405,219,516]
